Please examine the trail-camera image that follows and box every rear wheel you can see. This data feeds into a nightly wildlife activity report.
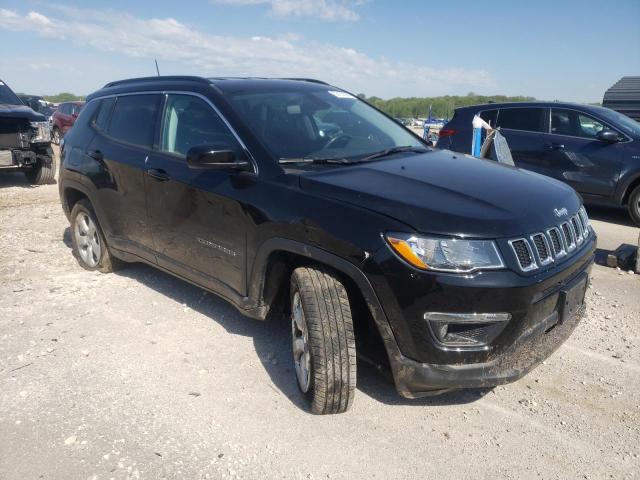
[70,199,121,273]
[290,267,356,414]
[24,148,56,185]
[628,185,640,227]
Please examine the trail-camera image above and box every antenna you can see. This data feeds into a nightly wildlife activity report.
[154,59,160,77]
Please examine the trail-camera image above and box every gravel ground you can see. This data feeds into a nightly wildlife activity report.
[1,154,639,480]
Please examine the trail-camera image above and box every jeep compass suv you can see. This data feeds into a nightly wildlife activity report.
[58,76,596,414]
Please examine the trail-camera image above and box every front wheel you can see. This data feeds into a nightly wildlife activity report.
[290,267,356,414]
[628,185,640,227]
[24,149,57,185]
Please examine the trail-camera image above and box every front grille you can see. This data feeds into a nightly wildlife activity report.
[561,222,576,251]
[571,216,583,245]
[509,239,536,271]
[509,208,592,272]
[532,233,552,265]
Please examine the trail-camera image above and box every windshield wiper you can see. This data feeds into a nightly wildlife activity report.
[358,146,428,163]
[278,157,352,165]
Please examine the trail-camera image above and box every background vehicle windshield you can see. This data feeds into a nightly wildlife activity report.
[595,107,640,138]
[227,88,424,161]
[0,82,22,105]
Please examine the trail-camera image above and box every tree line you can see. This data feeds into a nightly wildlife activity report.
[358,92,536,119]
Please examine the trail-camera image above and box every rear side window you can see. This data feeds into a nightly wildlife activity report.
[107,95,160,148]
[59,104,69,114]
[93,98,115,131]
[497,108,545,132]
[480,109,497,127]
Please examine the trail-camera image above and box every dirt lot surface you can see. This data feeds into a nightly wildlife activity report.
[1,155,639,479]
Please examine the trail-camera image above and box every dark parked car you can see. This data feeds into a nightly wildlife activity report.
[51,101,85,144]
[59,77,595,414]
[436,102,640,225]
[0,79,56,184]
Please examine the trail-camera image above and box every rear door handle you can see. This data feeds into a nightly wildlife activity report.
[145,168,171,181]
[545,143,565,150]
[88,150,103,161]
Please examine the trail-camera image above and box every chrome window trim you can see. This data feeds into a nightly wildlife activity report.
[88,90,258,174]
[508,238,538,272]
[530,232,553,266]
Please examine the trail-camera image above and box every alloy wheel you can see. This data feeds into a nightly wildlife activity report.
[291,291,311,393]
[74,213,101,268]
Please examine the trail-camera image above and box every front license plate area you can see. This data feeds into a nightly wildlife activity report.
[559,273,588,323]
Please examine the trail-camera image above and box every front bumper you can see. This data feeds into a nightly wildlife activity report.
[363,235,595,398]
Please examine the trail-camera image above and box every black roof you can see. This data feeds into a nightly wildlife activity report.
[89,76,334,101]
[602,76,640,120]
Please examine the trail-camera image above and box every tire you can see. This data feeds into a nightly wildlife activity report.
[290,267,356,414]
[24,148,57,185]
[70,199,121,273]
[628,185,640,227]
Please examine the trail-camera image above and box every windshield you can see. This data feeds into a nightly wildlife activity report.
[595,106,640,137]
[226,88,424,161]
[0,81,22,105]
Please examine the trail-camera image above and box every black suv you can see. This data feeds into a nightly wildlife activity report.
[1,79,56,184]
[58,77,596,414]
[436,102,640,225]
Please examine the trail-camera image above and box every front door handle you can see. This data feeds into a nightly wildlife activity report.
[145,168,171,181]
[545,143,565,150]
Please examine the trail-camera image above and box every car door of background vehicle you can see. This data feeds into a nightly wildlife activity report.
[542,108,623,198]
[85,94,161,261]
[495,107,550,175]
[144,93,250,296]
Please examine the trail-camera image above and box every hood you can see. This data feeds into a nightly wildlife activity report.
[0,104,45,122]
[298,150,581,238]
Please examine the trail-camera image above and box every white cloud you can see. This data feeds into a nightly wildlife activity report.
[211,0,363,21]
[0,7,493,98]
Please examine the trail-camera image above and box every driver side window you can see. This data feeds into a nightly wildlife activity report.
[551,108,606,139]
[160,94,241,158]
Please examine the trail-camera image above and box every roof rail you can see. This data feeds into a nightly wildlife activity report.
[103,76,210,88]
[280,78,329,85]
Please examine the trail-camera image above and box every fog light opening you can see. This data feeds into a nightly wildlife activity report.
[424,312,511,348]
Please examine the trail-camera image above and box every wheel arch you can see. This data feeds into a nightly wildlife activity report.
[621,174,640,205]
[246,239,402,369]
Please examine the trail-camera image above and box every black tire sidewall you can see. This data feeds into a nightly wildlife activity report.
[629,186,640,226]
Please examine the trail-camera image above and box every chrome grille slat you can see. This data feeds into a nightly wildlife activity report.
[509,208,591,272]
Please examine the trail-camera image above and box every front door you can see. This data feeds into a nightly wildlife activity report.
[543,108,623,198]
[144,93,251,296]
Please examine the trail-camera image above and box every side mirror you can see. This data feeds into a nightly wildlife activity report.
[186,144,251,171]
[596,129,621,143]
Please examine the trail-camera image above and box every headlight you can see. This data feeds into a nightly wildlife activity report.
[29,121,51,143]
[385,232,505,273]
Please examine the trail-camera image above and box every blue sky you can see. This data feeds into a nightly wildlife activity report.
[1,0,638,101]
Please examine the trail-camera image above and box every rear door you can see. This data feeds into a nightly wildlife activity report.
[144,93,251,296]
[495,107,549,174]
[86,94,161,260]
[543,108,623,197]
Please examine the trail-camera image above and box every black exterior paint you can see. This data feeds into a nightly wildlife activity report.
[59,77,596,398]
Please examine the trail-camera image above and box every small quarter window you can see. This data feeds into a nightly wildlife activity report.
[93,98,115,131]
[480,109,497,127]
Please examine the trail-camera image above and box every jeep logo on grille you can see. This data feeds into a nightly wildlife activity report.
[554,208,569,217]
